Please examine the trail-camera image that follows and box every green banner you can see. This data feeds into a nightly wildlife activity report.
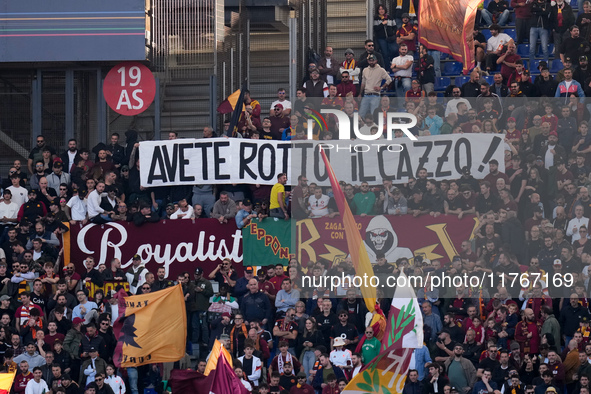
[242,218,292,266]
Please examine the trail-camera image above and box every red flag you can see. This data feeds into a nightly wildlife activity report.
[418,0,481,74]
[170,351,250,394]
[169,369,209,393]
[208,351,251,394]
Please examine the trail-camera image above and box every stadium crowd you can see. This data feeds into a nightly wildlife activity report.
[6,1,591,394]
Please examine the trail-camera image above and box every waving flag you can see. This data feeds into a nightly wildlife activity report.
[0,372,15,394]
[343,272,424,394]
[418,0,481,74]
[170,352,249,394]
[341,347,414,394]
[113,284,187,367]
[204,339,233,376]
[319,147,378,313]
[382,271,424,351]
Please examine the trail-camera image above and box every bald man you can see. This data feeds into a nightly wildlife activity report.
[515,308,541,354]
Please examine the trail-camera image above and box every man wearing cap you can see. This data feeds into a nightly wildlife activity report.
[125,254,149,295]
[535,68,559,97]
[358,53,391,119]
[303,69,329,98]
[79,346,107,387]
[539,129,566,169]
[339,49,361,87]
[270,103,291,135]
[235,200,257,230]
[574,56,591,85]
[46,162,70,192]
[292,371,314,394]
[191,267,213,347]
[396,14,418,55]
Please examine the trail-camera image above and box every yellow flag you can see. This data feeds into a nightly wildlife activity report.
[0,372,15,394]
[204,339,233,376]
[114,284,187,367]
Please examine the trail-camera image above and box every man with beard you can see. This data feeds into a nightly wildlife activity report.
[515,308,542,354]
[358,54,391,119]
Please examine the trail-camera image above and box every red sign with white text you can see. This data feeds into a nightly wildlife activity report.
[69,220,243,279]
[103,62,156,116]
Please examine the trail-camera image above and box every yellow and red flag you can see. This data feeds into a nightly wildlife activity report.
[418,0,481,74]
[204,339,233,376]
[113,284,187,367]
[0,372,15,394]
[319,147,378,314]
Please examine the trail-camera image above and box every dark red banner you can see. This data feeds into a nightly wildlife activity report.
[296,214,478,266]
[69,220,243,279]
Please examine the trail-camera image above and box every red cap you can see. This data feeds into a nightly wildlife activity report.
[72,317,84,326]
[274,104,284,110]
[549,131,558,137]
[221,312,232,319]
[507,117,516,122]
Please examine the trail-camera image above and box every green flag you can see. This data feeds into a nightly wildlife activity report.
[242,218,291,266]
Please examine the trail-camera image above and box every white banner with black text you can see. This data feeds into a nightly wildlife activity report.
[139,135,505,187]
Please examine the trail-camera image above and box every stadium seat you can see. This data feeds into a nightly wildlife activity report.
[529,59,542,73]
[538,44,554,58]
[482,29,492,41]
[550,60,563,73]
[517,44,530,58]
[522,60,528,70]
[443,62,463,76]
[455,76,471,86]
[440,52,451,60]
[434,77,451,91]
[572,0,578,8]
[530,75,537,83]
[436,92,445,97]
[504,28,516,40]
[483,75,494,85]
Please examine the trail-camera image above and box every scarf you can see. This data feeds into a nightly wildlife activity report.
[341,59,356,71]
[230,324,248,354]
[126,265,144,287]
[396,0,416,17]
[277,352,293,374]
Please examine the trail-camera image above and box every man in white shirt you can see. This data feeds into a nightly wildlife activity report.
[390,43,414,99]
[351,353,363,378]
[307,187,330,218]
[25,366,49,394]
[445,87,472,116]
[485,25,514,72]
[170,198,195,219]
[66,189,87,222]
[126,254,149,295]
[567,205,589,243]
[6,174,28,208]
[0,190,19,231]
[87,182,113,223]
[270,88,292,115]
